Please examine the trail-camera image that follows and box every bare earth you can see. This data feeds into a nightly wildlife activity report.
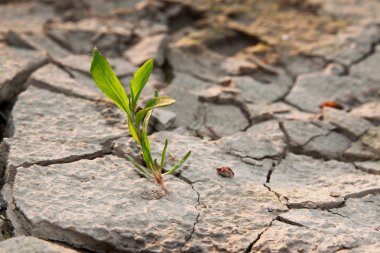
[0,0,379,252]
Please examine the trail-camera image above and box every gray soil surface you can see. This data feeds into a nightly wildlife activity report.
[0,0,379,252]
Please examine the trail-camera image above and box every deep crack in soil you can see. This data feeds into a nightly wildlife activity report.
[1,0,380,251]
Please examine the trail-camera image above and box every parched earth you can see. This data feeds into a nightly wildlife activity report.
[0,0,379,252]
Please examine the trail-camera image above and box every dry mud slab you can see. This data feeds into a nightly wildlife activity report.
[0,236,80,253]
[0,0,379,252]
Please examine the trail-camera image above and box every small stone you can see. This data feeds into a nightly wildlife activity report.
[330,192,341,197]
[323,63,345,75]
[216,167,235,177]
[241,157,263,166]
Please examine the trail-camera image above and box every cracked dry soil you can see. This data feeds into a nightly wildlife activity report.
[0,0,379,252]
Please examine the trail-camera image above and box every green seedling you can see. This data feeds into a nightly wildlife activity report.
[90,48,191,193]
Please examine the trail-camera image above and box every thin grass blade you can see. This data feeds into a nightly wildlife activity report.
[163,151,191,176]
[141,110,153,170]
[160,139,168,171]
[125,154,152,178]
[127,114,140,143]
[153,159,159,173]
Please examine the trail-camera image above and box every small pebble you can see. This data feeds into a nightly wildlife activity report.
[330,192,341,197]
[216,167,235,178]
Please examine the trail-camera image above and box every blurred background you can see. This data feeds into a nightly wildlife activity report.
[0,0,379,139]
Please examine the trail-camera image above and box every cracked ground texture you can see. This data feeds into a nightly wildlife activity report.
[0,0,379,252]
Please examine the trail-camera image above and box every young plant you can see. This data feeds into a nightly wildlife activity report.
[90,48,191,192]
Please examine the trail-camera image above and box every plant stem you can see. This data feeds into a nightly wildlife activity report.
[154,173,168,194]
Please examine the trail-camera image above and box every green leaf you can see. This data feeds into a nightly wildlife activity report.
[153,159,159,172]
[127,114,140,144]
[163,151,191,176]
[130,59,154,111]
[160,139,168,171]
[141,110,153,170]
[125,154,152,178]
[135,96,175,128]
[90,48,130,115]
